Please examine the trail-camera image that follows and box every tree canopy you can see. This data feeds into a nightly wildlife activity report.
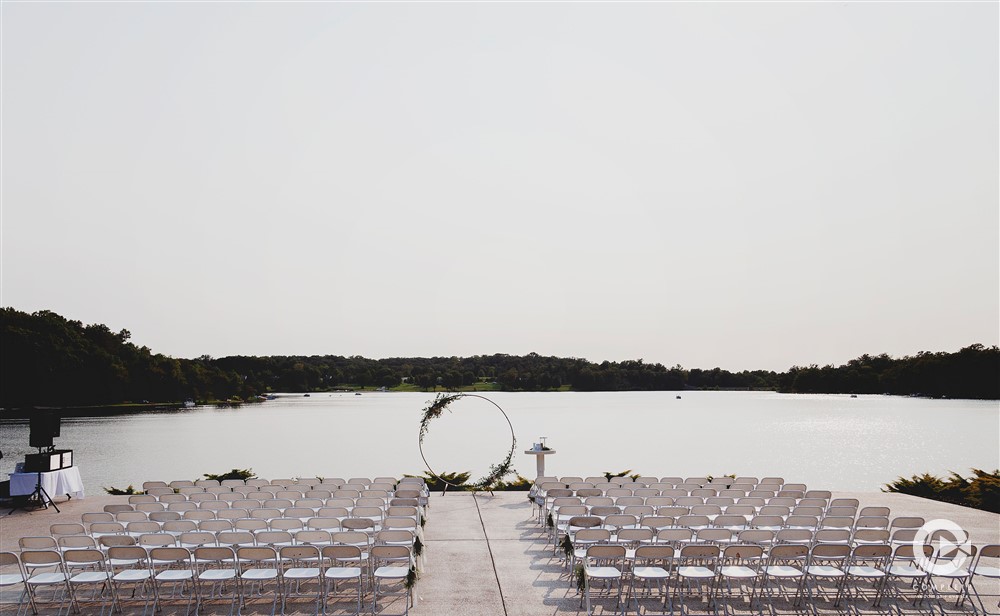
[1,307,996,408]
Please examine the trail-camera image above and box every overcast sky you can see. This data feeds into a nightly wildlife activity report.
[2,2,997,372]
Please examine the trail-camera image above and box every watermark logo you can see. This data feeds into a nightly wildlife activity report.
[911,519,972,575]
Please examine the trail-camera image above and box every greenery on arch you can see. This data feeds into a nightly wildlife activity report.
[418,393,517,492]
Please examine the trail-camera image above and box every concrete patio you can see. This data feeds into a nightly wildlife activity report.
[2,490,998,615]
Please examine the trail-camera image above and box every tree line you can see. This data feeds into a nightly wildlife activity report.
[1,308,996,408]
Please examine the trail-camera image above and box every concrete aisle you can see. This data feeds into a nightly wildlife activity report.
[421,491,591,616]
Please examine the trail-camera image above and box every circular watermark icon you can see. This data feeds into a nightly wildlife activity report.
[911,518,972,575]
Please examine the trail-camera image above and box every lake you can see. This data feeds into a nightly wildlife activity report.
[1,391,997,493]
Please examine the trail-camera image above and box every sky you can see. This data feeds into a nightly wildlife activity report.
[1,2,997,372]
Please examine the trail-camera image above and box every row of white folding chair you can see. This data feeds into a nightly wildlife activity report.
[151,476,406,489]
[137,486,397,500]
[109,497,398,514]
[39,524,420,554]
[546,475,790,487]
[87,515,420,539]
[539,483,806,498]
[546,500,876,532]
[554,514,900,549]
[540,490,831,512]
[547,498,869,522]
[7,543,410,616]
[578,541,996,616]
[86,506,421,528]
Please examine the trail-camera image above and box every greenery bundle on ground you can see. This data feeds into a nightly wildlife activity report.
[603,470,640,481]
[103,485,138,495]
[405,471,471,492]
[884,469,999,513]
[203,468,256,482]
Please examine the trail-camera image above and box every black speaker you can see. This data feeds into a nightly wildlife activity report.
[29,412,59,449]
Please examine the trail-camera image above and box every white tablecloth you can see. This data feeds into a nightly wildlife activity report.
[9,467,85,498]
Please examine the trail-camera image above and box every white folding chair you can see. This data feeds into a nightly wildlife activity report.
[236,546,281,616]
[676,544,720,615]
[370,545,413,616]
[842,543,891,610]
[0,552,29,616]
[628,545,673,614]
[149,546,196,616]
[582,544,626,616]
[759,543,808,611]
[321,545,363,615]
[63,548,112,615]
[803,543,851,614]
[279,545,324,615]
[717,544,764,616]
[107,546,154,615]
[193,546,238,615]
[20,550,71,615]
[969,544,1000,615]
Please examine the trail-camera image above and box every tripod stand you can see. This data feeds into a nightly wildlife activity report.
[7,448,60,514]
[23,470,58,512]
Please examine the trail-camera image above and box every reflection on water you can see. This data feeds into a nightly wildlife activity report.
[0,391,996,493]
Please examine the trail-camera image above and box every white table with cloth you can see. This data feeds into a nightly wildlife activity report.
[9,467,85,498]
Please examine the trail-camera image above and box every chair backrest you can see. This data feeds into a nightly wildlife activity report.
[217,532,256,547]
[814,529,852,544]
[586,544,626,561]
[341,518,375,531]
[696,528,733,543]
[322,545,363,563]
[295,530,333,545]
[236,546,278,565]
[775,529,813,544]
[117,512,149,523]
[679,544,720,560]
[889,516,924,531]
[99,535,137,549]
[235,519,268,532]
[149,547,191,565]
[737,529,774,545]
[722,543,764,561]
[149,511,181,522]
[269,519,303,532]
[656,529,693,545]
[811,543,851,560]
[198,519,233,533]
[58,535,98,551]
[20,536,58,550]
[615,528,654,545]
[179,532,217,548]
[256,531,294,547]
[83,512,115,524]
[138,533,175,548]
[768,543,808,562]
[63,548,106,571]
[332,531,371,547]
[108,546,148,564]
[193,546,237,564]
[50,523,87,536]
[19,549,63,569]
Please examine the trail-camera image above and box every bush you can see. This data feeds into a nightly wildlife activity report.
[405,471,471,492]
[103,485,138,495]
[493,474,533,491]
[884,469,1000,513]
[203,468,256,482]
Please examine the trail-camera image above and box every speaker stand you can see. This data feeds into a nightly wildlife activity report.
[8,457,60,515]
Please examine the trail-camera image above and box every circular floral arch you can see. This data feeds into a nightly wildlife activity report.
[418,393,517,491]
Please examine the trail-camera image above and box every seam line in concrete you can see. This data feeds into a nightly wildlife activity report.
[473,494,509,616]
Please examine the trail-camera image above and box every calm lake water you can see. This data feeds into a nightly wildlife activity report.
[1,391,997,493]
